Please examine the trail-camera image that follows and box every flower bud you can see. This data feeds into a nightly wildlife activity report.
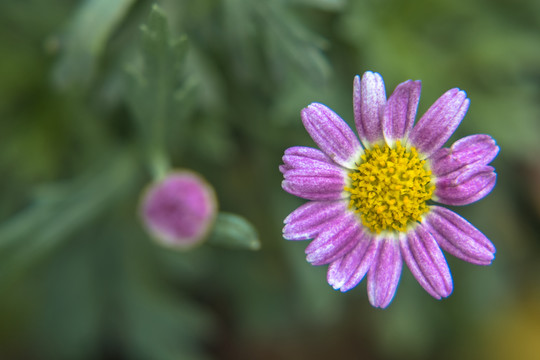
[140,171,217,249]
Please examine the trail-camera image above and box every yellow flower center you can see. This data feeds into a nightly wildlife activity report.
[344,141,434,234]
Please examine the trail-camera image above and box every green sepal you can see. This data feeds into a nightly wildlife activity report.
[207,212,261,251]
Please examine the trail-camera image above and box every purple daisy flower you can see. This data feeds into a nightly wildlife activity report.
[280,71,499,308]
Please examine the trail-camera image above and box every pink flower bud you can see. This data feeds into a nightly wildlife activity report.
[140,171,217,249]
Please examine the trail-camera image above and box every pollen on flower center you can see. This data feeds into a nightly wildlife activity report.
[344,141,434,234]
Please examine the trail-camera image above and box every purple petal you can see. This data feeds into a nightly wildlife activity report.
[430,135,500,177]
[281,162,347,201]
[367,237,402,308]
[282,146,336,167]
[382,80,421,144]
[281,147,347,176]
[301,103,363,168]
[280,160,344,177]
[409,88,469,157]
[305,211,361,266]
[328,234,380,292]
[354,72,387,145]
[283,200,348,240]
[399,226,453,299]
[424,206,495,265]
[435,166,497,206]
[280,147,346,200]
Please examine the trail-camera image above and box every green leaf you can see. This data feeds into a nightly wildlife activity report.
[122,285,214,360]
[220,0,330,82]
[127,4,188,124]
[291,0,346,11]
[24,233,104,360]
[207,212,261,250]
[0,149,138,285]
[259,1,331,82]
[53,0,136,89]
[119,231,215,360]
[125,4,190,177]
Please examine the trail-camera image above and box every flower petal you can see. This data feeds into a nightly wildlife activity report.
[301,103,363,168]
[328,234,380,292]
[354,72,387,145]
[435,166,497,206]
[367,237,402,308]
[282,146,336,167]
[281,161,347,201]
[424,206,495,265]
[409,88,469,157]
[283,200,348,240]
[399,226,453,299]
[305,211,361,266]
[430,135,499,177]
[281,146,347,176]
[382,80,421,145]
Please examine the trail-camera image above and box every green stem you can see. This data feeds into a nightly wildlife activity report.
[149,145,170,180]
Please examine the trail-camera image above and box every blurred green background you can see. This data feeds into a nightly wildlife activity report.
[1,0,540,359]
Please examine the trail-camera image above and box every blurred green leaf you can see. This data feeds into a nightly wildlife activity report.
[53,0,136,89]
[125,4,190,177]
[26,232,104,360]
[0,149,138,285]
[120,231,214,360]
[207,212,261,250]
[122,286,214,360]
[291,0,346,11]
[260,0,331,82]
[220,0,330,82]
[189,115,237,164]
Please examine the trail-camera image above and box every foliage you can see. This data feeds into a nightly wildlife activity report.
[1,0,540,359]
